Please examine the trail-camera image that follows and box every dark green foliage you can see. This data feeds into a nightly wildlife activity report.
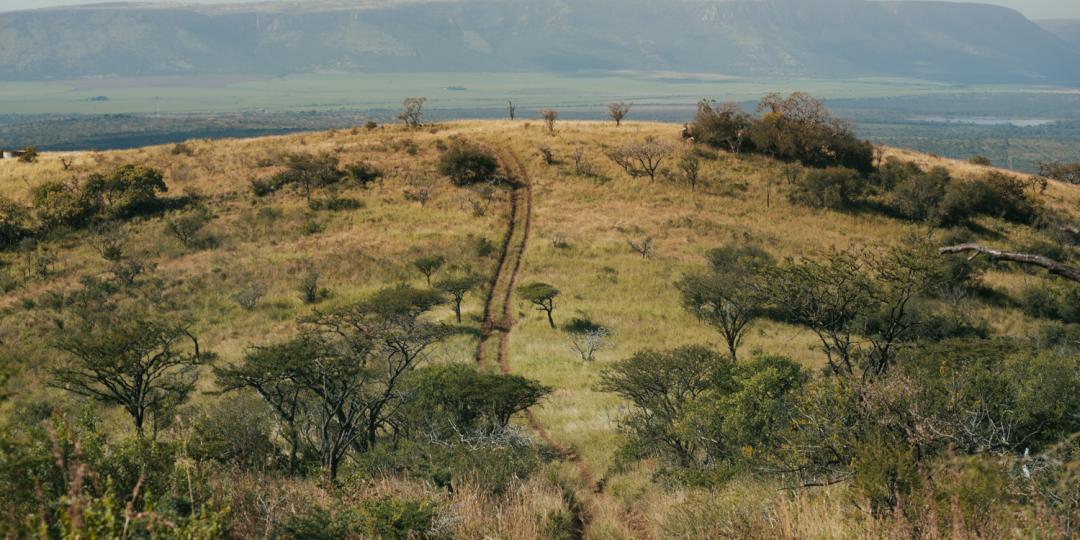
[0,415,227,537]
[413,254,445,286]
[938,171,1037,226]
[435,274,483,323]
[1018,283,1080,324]
[218,285,449,479]
[344,161,383,188]
[296,267,323,304]
[518,282,560,328]
[271,153,345,202]
[787,167,865,210]
[188,393,278,471]
[692,93,874,172]
[688,100,754,153]
[679,245,774,360]
[31,164,169,230]
[282,497,442,540]
[438,143,500,186]
[398,364,549,437]
[888,166,951,221]
[84,164,168,219]
[165,205,212,249]
[599,346,806,471]
[896,338,1080,454]
[49,310,203,437]
[32,179,96,229]
[0,196,31,249]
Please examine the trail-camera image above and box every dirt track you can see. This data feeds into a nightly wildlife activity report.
[474,149,652,539]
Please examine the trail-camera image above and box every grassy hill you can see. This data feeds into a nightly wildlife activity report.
[1,119,1079,537]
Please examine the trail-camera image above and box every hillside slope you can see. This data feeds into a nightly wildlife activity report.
[1039,18,1080,49]
[0,0,1078,83]
[2,120,1079,536]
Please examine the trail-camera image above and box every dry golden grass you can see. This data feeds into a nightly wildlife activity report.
[2,120,1078,538]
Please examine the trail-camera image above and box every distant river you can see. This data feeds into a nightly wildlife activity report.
[910,116,1058,127]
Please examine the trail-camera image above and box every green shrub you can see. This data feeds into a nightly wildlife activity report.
[32,179,96,229]
[938,172,1036,226]
[282,498,442,540]
[438,143,500,186]
[344,161,383,188]
[84,164,168,218]
[787,167,865,209]
[1018,284,1080,324]
[889,166,951,221]
[189,394,278,471]
[0,196,31,249]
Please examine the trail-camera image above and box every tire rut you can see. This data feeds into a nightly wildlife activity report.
[475,149,651,540]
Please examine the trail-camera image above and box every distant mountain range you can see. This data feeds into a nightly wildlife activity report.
[1,0,1079,84]
[1039,19,1080,50]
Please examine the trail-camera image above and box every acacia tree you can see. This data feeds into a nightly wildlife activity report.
[609,102,632,127]
[219,286,448,480]
[518,282,560,328]
[608,138,676,182]
[436,274,484,323]
[399,97,427,128]
[678,245,774,361]
[413,255,446,286]
[51,315,203,437]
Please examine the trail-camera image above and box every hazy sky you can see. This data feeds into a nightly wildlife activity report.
[2,0,1079,20]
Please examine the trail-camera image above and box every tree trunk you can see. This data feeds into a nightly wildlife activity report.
[940,244,1080,283]
[546,308,555,329]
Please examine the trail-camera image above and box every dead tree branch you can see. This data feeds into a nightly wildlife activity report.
[940,243,1080,283]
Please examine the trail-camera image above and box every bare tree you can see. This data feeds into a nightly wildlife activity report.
[609,102,632,127]
[564,318,611,362]
[626,236,654,259]
[398,97,427,128]
[608,138,676,182]
[507,100,516,121]
[60,157,73,171]
[540,109,558,134]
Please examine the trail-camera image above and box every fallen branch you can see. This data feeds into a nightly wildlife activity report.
[940,243,1080,283]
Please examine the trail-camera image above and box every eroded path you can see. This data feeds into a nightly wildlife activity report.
[475,149,652,539]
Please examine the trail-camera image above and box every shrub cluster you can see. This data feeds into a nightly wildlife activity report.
[31,164,168,230]
[690,93,874,173]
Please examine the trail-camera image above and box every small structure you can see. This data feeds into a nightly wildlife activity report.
[1,150,25,160]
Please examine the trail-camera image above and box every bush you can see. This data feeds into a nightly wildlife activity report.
[32,179,96,229]
[787,167,865,209]
[437,143,500,186]
[281,497,442,540]
[938,172,1036,226]
[0,196,31,250]
[84,164,168,218]
[1018,284,1080,324]
[889,166,951,221]
[17,146,38,163]
[189,394,278,471]
[165,206,212,248]
[344,161,383,188]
